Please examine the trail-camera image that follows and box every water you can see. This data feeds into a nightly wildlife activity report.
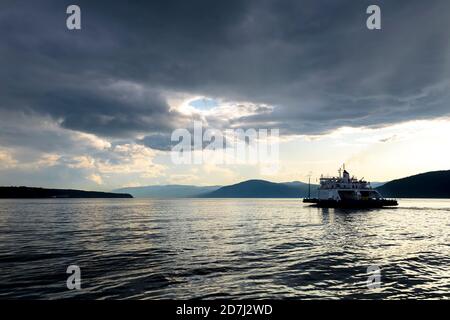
[0,198,448,299]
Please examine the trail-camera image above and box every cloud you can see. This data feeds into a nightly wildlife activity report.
[66,155,96,169]
[1,0,450,187]
[0,148,17,169]
[1,0,450,141]
[95,143,165,177]
[87,173,103,185]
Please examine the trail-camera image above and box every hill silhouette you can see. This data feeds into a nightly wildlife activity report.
[0,187,133,199]
[199,180,318,198]
[376,170,450,198]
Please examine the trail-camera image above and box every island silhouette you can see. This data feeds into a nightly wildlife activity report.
[0,187,132,199]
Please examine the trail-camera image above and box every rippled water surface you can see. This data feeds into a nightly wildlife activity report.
[0,198,448,299]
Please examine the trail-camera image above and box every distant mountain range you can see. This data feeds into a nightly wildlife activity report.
[376,170,450,198]
[370,182,385,188]
[114,185,220,198]
[0,187,132,199]
[116,170,449,199]
[3,170,448,199]
[199,180,318,198]
[117,180,318,198]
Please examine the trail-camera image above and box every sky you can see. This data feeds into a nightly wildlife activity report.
[1,0,450,190]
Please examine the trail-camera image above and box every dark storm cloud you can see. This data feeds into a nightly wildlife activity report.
[139,133,173,152]
[1,0,450,142]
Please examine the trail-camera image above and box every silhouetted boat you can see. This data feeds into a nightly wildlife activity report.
[303,166,398,208]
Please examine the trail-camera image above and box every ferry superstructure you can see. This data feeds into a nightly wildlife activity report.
[303,166,398,208]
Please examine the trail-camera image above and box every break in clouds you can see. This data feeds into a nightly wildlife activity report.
[1,0,450,187]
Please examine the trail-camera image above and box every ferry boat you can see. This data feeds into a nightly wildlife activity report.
[303,166,398,208]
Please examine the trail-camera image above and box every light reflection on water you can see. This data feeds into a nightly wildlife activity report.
[0,198,448,299]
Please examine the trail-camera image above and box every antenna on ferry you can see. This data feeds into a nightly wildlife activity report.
[306,171,312,199]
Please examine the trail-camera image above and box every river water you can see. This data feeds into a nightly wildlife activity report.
[0,198,448,299]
